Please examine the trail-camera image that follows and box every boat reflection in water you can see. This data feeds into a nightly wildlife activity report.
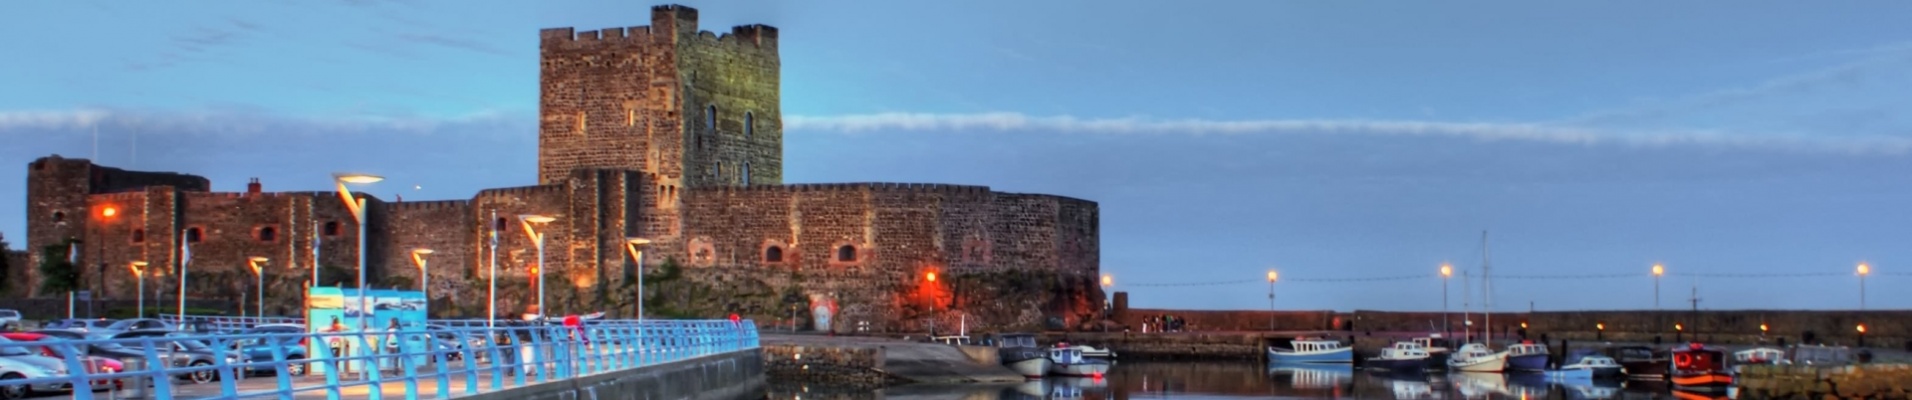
[1269,363,1354,389]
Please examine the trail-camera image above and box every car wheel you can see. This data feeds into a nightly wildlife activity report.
[0,372,25,400]
[189,361,216,384]
[286,357,308,376]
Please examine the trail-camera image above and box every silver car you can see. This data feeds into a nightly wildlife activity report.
[0,339,69,395]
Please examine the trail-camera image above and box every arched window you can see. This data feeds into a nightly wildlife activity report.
[741,161,750,185]
[132,229,146,243]
[705,105,717,130]
[256,226,277,242]
[185,227,203,243]
[764,246,783,262]
[52,211,65,223]
[836,245,856,262]
[744,112,754,140]
[323,221,341,236]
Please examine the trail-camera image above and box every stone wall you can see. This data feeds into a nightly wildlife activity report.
[1738,364,1912,399]
[1,249,25,296]
[26,156,212,297]
[379,200,474,314]
[761,344,891,389]
[1117,309,1338,332]
[462,348,764,400]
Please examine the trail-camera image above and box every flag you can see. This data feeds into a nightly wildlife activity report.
[66,242,79,265]
[489,210,499,248]
[180,238,192,266]
[312,219,322,266]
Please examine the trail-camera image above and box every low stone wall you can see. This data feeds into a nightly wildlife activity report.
[1042,332,1268,360]
[761,344,894,390]
[1737,364,1912,399]
[461,349,764,400]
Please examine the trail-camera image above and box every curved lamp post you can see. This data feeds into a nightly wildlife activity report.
[248,257,268,318]
[1441,263,1453,338]
[519,214,556,319]
[624,238,651,320]
[1857,262,1870,310]
[130,261,149,318]
[1266,270,1279,330]
[412,248,433,316]
[334,172,382,330]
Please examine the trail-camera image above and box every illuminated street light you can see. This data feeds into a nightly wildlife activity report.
[129,261,148,318]
[412,249,432,316]
[1857,262,1870,311]
[248,257,268,318]
[1441,263,1452,338]
[624,238,651,320]
[1267,269,1279,330]
[519,214,555,319]
[925,271,937,282]
[334,172,382,331]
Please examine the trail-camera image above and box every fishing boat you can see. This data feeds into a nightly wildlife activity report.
[1606,346,1668,379]
[996,333,1052,378]
[1503,341,1551,372]
[1267,337,1353,364]
[1543,366,1595,382]
[1732,347,1788,366]
[1446,343,1508,372]
[1069,344,1117,359]
[1668,343,1733,393]
[1411,335,1452,369]
[1363,341,1432,373]
[1558,349,1625,379]
[1047,343,1112,377]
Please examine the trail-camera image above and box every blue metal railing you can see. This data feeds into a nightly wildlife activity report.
[0,319,759,400]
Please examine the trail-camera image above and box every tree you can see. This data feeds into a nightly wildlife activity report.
[0,234,13,295]
[38,240,81,295]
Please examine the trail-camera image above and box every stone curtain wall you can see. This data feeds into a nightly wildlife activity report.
[760,345,889,389]
[379,200,474,309]
[26,156,213,297]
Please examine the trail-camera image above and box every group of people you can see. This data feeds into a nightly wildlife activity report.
[1143,314,1187,333]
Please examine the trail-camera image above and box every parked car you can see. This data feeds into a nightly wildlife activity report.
[24,330,148,361]
[0,333,123,390]
[41,319,114,333]
[0,336,70,395]
[230,324,309,376]
[0,310,20,332]
[0,356,63,399]
[109,330,245,384]
[91,318,173,338]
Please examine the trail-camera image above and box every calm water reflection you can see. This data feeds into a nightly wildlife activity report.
[767,361,1733,400]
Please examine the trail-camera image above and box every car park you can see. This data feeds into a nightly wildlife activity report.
[0,310,20,331]
[229,324,309,375]
[0,336,70,395]
[0,333,123,389]
[109,329,246,384]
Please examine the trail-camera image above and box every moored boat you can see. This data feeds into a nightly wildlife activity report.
[1668,343,1733,393]
[1047,344,1112,377]
[1363,341,1431,373]
[1412,335,1452,369]
[1544,366,1595,382]
[1606,346,1668,380]
[1503,341,1550,372]
[1559,349,1624,379]
[1446,343,1508,372]
[1070,344,1116,359]
[996,333,1052,378]
[1268,337,1353,364]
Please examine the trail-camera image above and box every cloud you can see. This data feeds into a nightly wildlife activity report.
[786,112,1912,155]
[1563,44,1912,127]
[392,32,514,57]
[0,108,527,137]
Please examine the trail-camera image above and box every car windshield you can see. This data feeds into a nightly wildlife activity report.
[168,335,215,351]
[0,310,19,318]
[0,337,32,356]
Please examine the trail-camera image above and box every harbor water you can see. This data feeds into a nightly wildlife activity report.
[766,360,1719,400]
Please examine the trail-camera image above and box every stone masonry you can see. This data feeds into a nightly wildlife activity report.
[17,5,1101,331]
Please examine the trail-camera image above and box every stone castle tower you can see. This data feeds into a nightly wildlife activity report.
[19,5,1102,331]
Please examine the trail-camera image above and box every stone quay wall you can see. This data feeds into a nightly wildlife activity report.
[760,344,893,390]
[1737,364,1912,400]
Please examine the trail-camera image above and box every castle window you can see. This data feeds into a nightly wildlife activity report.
[323,221,341,237]
[495,217,509,234]
[741,161,750,185]
[836,245,856,262]
[256,226,277,242]
[744,112,754,140]
[705,105,717,131]
[185,227,203,243]
[627,109,636,127]
[764,246,783,263]
[52,211,65,223]
[577,111,587,133]
[132,229,146,243]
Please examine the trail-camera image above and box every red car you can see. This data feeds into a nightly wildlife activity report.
[0,332,124,390]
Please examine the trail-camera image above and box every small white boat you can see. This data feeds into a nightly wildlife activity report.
[1733,347,1789,366]
[1364,341,1431,373]
[996,333,1051,378]
[1047,345,1112,377]
[1559,350,1625,379]
[1267,337,1353,364]
[1007,357,1053,378]
[1068,344,1116,359]
[1446,343,1508,372]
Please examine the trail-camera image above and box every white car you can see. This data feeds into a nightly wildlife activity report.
[0,310,20,331]
[0,352,68,396]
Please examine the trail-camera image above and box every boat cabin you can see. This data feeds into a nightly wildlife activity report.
[1382,342,1431,358]
[929,335,971,346]
[1671,343,1727,372]
[1506,341,1548,356]
[1284,339,1345,353]
[997,333,1038,349]
[1049,346,1088,364]
[1733,347,1788,365]
[1411,334,1447,351]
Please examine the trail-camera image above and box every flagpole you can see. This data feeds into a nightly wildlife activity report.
[312,218,321,286]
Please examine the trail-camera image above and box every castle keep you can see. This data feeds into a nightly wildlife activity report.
[20,5,1102,332]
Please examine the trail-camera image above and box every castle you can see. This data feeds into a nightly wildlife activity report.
[18,5,1102,332]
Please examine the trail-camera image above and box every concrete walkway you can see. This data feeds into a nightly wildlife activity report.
[30,360,606,400]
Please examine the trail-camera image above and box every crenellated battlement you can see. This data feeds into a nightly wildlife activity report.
[695,182,994,196]
[474,184,567,199]
[383,200,471,212]
[88,192,149,201]
[995,192,1098,206]
[540,4,775,50]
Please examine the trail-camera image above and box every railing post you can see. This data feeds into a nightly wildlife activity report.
[460,328,481,396]
[400,330,420,400]
[318,332,343,400]
[52,341,96,400]
[430,334,451,399]
[269,334,295,400]
[208,336,240,397]
[483,329,509,390]
[354,330,383,399]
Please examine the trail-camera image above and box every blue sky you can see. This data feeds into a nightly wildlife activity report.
[3,0,1910,312]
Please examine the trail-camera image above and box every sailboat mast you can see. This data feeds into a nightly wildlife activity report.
[1483,230,1493,347]
[1462,269,1472,344]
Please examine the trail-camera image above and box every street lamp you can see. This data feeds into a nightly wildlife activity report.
[412,249,432,316]
[334,172,382,331]
[1266,270,1279,331]
[623,238,650,320]
[129,261,148,318]
[1857,262,1870,310]
[247,257,268,318]
[1652,263,1665,334]
[518,214,555,319]
[1441,263,1452,337]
